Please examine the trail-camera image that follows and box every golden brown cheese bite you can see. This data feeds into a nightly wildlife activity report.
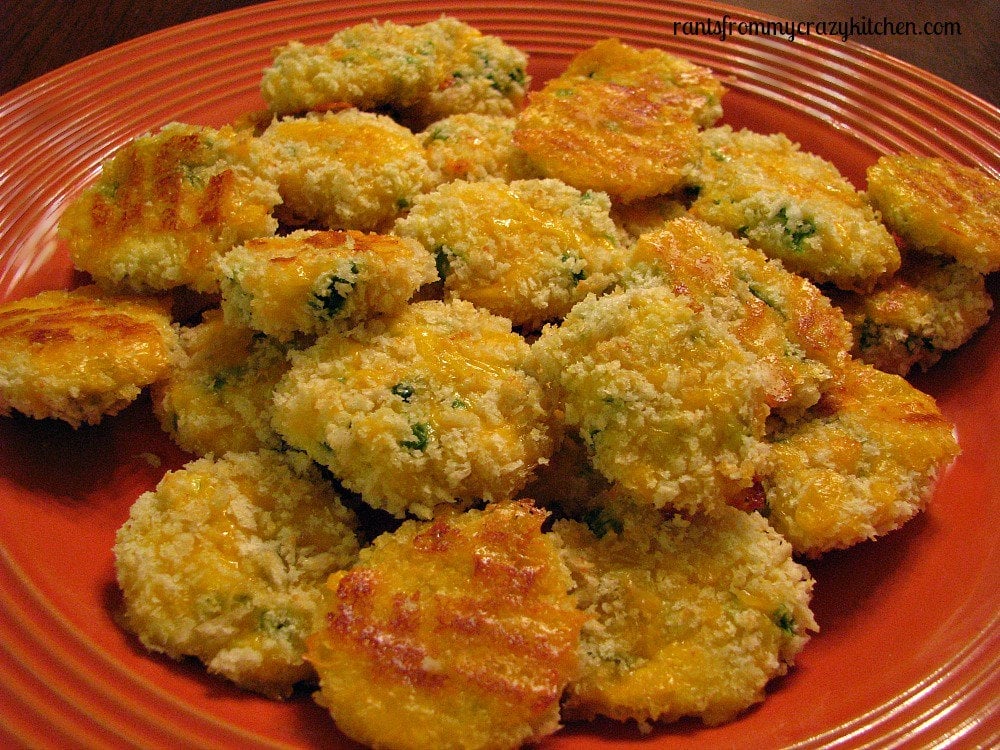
[514,38,724,202]
[272,299,556,518]
[0,286,177,427]
[831,252,993,375]
[218,229,436,341]
[866,154,1000,273]
[261,17,529,128]
[152,310,290,457]
[254,109,434,232]
[307,500,584,750]
[554,490,816,728]
[59,122,280,293]
[393,178,627,330]
[114,450,359,698]
[684,126,899,291]
[420,113,540,184]
[761,359,959,557]
[529,285,771,516]
[622,217,852,418]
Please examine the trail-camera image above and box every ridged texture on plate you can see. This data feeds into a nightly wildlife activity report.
[0,1,997,749]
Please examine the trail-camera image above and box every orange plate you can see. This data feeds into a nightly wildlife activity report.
[0,1,998,748]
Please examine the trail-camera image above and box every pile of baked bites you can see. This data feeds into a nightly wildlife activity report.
[1,17,997,750]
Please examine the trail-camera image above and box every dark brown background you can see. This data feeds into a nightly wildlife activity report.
[2,1,997,104]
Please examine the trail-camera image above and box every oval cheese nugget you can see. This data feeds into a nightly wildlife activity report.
[307,500,584,750]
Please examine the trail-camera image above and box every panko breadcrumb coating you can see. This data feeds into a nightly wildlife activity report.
[762,359,959,557]
[684,126,899,291]
[0,286,177,427]
[59,122,280,293]
[152,310,290,457]
[866,154,1000,274]
[261,17,529,128]
[114,450,359,698]
[554,490,815,728]
[529,285,771,516]
[831,252,993,375]
[514,38,724,202]
[420,113,540,185]
[393,178,627,330]
[622,218,851,418]
[254,109,434,231]
[307,500,584,750]
[272,299,555,518]
[218,229,436,341]
[610,194,688,241]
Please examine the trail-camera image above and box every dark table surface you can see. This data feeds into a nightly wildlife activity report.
[3,0,997,106]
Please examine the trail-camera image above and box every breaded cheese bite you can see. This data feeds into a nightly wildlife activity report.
[622,217,852,418]
[554,490,816,728]
[218,229,436,341]
[529,285,771,516]
[254,109,434,232]
[393,178,627,330]
[867,154,1000,274]
[0,286,177,427]
[59,122,280,293]
[272,299,555,518]
[761,359,959,557]
[684,126,899,291]
[831,252,993,375]
[261,17,528,127]
[307,500,584,750]
[514,39,724,202]
[420,113,539,184]
[114,450,359,698]
[152,310,290,457]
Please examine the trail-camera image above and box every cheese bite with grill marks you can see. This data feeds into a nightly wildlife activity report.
[529,285,771,516]
[831,252,993,376]
[272,299,556,518]
[622,217,851,418]
[761,359,959,557]
[307,500,584,750]
[261,17,528,128]
[514,39,724,202]
[393,178,627,330]
[866,154,1000,274]
[420,113,540,185]
[554,490,816,728]
[152,310,290,457]
[59,122,280,293]
[114,450,359,699]
[0,286,177,427]
[254,109,434,232]
[684,126,899,292]
[218,230,436,342]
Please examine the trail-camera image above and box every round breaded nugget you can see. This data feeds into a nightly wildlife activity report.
[272,299,555,518]
[261,17,528,127]
[0,286,177,427]
[514,39,724,202]
[307,500,584,750]
[152,310,290,457]
[59,122,280,293]
[684,126,899,292]
[832,252,993,376]
[114,450,359,698]
[218,229,436,341]
[393,178,627,330]
[622,217,852,418]
[761,359,960,557]
[553,490,816,728]
[529,285,771,516]
[254,109,434,231]
[420,113,539,184]
[866,154,1000,274]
